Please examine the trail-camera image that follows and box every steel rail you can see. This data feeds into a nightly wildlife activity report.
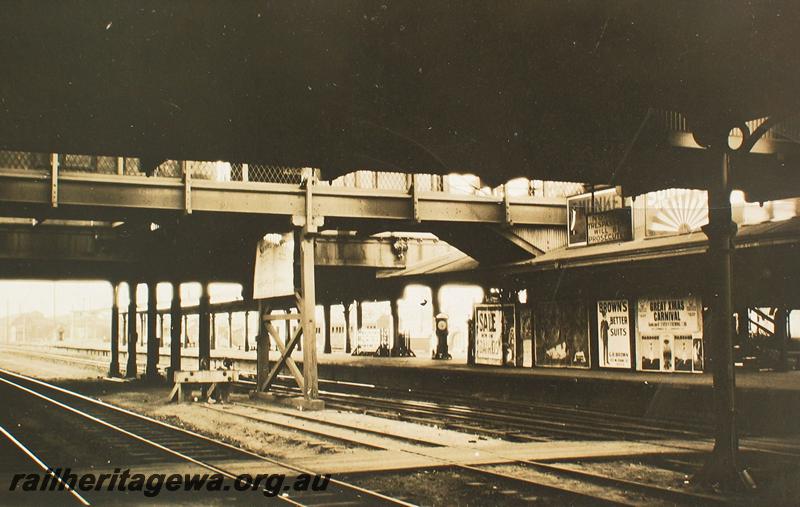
[0,368,415,507]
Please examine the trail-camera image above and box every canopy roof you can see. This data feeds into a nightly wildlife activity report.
[1,1,799,196]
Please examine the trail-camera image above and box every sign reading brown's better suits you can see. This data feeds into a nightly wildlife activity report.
[597,299,631,368]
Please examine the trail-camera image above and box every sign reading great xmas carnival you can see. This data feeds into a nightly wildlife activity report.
[637,296,702,334]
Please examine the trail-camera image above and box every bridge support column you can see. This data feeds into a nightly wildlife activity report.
[121,313,127,346]
[356,301,363,352]
[430,283,442,318]
[323,304,332,354]
[430,283,442,355]
[169,281,182,380]
[343,302,352,354]
[125,282,138,378]
[198,281,211,370]
[390,291,403,356]
[108,281,121,377]
[145,282,159,380]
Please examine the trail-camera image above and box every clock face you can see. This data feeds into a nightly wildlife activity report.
[437,320,447,331]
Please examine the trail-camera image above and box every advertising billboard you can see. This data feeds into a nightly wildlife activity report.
[566,188,623,247]
[587,208,632,245]
[473,304,515,366]
[597,299,631,368]
[474,305,503,365]
[636,296,704,373]
[253,232,295,300]
[637,296,702,335]
[534,300,590,368]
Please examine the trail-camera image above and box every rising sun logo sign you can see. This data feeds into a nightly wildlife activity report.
[645,189,709,237]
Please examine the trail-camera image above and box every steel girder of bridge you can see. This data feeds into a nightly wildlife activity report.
[0,169,566,227]
[0,218,469,284]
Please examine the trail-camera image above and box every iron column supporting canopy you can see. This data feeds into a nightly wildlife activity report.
[0,2,799,197]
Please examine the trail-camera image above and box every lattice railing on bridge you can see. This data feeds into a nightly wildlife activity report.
[245,164,313,184]
[0,151,51,171]
[328,171,445,192]
[0,149,583,199]
[60,154,118,174]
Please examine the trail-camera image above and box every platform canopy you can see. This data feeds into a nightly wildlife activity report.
[1,1,799,198]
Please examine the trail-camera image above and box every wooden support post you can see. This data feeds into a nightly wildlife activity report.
[285,315,291,349]
[323,304,332,354]
[299,233,319,400]
[356,301,363,347]
[210,313,217,350]
[50,153,58,208]
[198,281,211,370]
[182,160,192,214]
[343,302,352,354]
[108,281,120,377]
[228,312,233,349]
[170,281,182,379]
[125,282,138,378]
[244,310,250,352]
[146,281,159,380]
[776,307,789,372]
[262,323,304,391]
[255,302,270,391]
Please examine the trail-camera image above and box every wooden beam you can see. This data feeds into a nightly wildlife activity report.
[265,323,304,389]
[260,325,304,392]
[299,230,319,400]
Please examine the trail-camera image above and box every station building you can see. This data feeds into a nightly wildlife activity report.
[385,186,800,374]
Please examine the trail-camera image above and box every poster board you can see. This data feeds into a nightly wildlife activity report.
[534,300,590,368]
[587,208,632,245]
[567,188,623,247]
[597,299,631,368]
[253,232,295,300]
[519,307,533,368]
[473,304,515,366]
[636,295,704,373]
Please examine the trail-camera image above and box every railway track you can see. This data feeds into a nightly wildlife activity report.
[0,368,737,506]
[0,368,414,506]
[225,384,733,505]
[257,378,710,445]
[3,347,795,504]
